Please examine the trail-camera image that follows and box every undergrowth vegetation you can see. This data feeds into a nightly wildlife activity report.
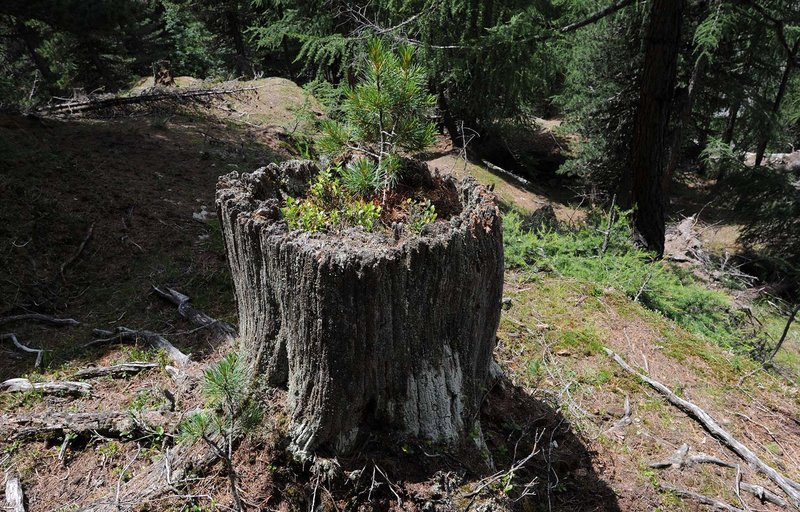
[504,209,747,351]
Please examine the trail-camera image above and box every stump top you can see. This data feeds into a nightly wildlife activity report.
[216,160,501,265]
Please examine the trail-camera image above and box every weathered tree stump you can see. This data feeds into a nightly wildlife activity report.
[216,160,504,456]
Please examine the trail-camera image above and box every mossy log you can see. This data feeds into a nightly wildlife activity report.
[216,160,504,456]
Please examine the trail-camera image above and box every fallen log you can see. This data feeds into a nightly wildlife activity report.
[1,333,45,368]
[74,362,158,379]
[4,470,25,512]
[0,409,179,440]
[39,85,263,116]
[151,286,236,341]
[86,327,190,367]
[605,347,800,509]
[0,314,80,327]
[1,378,91,396]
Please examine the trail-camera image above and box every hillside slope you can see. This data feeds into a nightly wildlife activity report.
[0,78,798,511]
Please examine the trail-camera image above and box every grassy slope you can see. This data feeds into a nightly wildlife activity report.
[0,79,798,511]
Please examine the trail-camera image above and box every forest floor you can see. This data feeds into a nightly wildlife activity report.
[0,78,798,511]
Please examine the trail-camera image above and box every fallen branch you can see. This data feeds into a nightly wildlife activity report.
[151,286,236,341]
[605,347,800,509]
[660,485,745,512]
[39,85,263,116]
[741,482,789,508]
[86,327,190,367]
[60,223,95,281]
[4,470,25,512]
[74,362,159,379]
[1,378,91,396]
[0,409,179,440]
[1,333,44,368]
[0,313,80,327]
[649,443,735,469]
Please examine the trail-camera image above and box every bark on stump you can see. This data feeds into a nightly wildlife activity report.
[216,160,504,456]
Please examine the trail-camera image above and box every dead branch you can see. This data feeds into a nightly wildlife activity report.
[0,313,80,327]
[605,347,800,509]
[86,327,190,367]
[768,303,799,363]
[649,443,735,469]
[1,333,44,368]
[0,409,179,440]
[606,394,631,436]
[151,286,236,341]
[660,484,745,512]
[73,362,158,379]
[39,85,264,116]
[1,378,91,396]
[559,0,636,34]
[4,470,26,512]
[741,482,789,508]
[60,223,94,281]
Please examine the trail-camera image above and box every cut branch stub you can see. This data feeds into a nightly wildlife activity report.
[216,160,504,456]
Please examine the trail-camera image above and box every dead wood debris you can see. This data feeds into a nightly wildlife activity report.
[660,485,745,512]
[649,443,735,469]
[0,409,179,440]
[1,378,91,396]
[59,223,95,281]
[4,470,26,512]
[38,84,263,116]
[73,362,159,379]
[1,333,45,368]
[741,482,789,508]
[605,347,800,509]
[151,286,236,341]
[0,313,80,327]
[85,327,190,367]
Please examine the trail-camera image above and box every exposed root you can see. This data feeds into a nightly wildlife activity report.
[1,378,91,396]
[59,223,95,281]
[605,347,800,509]
[0,313,80,327]
[1,333,45,368]
[0,409,179,440]
[86,327,190,367]
[151,286,236,341]
[4,470,26,512]
[74,362,159,379]
[660,484,745,512]
[649,443,735,469]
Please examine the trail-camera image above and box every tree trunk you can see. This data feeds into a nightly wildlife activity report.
[627,0,684,257]
[754,40,799,168]
[216,161,504,456]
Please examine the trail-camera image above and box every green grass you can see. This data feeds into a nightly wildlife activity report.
[504,208,748,352]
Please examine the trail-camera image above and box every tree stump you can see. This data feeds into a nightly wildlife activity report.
[216,160,504,456]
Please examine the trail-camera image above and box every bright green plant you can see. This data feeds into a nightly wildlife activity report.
[179,353,262,512]
[319,39,436,196]
[406,198,437,233]
[282,167,382,233]
[340,158,383,198]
